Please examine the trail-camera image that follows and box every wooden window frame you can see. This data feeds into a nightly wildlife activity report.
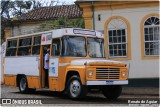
[104,16,131,60]
[140,13,160,60]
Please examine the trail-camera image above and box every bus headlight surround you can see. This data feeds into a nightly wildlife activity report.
[89,71,93,77]
[122,71,126,77]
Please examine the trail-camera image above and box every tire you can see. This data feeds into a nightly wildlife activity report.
[29,88,36,93]
[102,85,122,100]
[67,75,87,100]
[19,76,29,93]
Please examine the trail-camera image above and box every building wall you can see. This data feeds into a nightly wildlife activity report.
[94,6,159,78]
[4,18,83,37]
[12,24,40,37]
[4,22,41,38]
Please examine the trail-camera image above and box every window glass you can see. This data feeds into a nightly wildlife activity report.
[6,39,17,56]
[107,18,127,58]
[88,38,105,58]
[18,37,32,56]
[19,37,32,46]
[7,40,17,48]
[144,16,160,56]
[34,36,41,45]
[108,29,127,57]
[32,36,41,55]
[32,46,40,55]
[62,36,86,57]
[52,38,60,56]
[18,47,31,56]
[6,48,17,56]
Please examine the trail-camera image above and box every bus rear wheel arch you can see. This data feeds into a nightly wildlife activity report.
[18,75,36,93]
[19,76,29,93]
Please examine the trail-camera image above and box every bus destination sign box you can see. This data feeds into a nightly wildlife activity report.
[41,32,52,45]
[73,29,96,36]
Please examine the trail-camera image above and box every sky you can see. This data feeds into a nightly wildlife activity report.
[59,0,76,4]
[36,0,77,5]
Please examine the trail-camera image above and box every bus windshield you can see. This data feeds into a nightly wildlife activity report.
[88,38,105,58]
[62,36,86,57]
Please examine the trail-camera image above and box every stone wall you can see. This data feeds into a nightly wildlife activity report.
[12,24,41,36]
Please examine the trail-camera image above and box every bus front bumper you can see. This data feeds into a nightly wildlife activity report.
[86,80,128,85]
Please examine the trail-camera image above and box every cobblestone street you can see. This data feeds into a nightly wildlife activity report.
[1,85,159,106]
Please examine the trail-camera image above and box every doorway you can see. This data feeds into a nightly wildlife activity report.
[41,45,50,88]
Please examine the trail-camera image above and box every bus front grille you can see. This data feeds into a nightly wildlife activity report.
[96,68,120,79]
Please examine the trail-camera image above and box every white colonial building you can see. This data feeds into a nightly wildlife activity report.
[77,1,159,87]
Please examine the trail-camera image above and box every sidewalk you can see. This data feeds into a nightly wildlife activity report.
[122,86,159,95]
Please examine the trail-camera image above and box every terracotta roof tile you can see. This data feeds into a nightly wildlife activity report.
[17,5,82,21]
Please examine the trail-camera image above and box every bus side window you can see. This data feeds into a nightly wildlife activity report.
[17,37,32,56]
[6,39,17,56]
[52,38,60,56]
[32,36,41,55]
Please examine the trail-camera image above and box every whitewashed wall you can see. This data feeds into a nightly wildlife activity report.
[94,6,159,78]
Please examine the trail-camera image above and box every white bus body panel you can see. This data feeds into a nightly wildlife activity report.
[4,57,40,76]
[49,58,59,77]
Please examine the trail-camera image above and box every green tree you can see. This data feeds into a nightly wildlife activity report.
[38,18,84,32]
[1,0,32,18]
[1,0,82,43]
[1,0,32,43]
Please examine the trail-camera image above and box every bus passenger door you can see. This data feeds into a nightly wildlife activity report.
[41,45,50,88]
[48,38,60,91]
[40,32,52,88]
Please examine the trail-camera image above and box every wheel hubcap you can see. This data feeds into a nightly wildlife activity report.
[70,80,81,98]
[20,78,26,91]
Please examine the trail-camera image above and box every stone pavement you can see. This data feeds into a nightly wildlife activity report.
[122,86,159,95]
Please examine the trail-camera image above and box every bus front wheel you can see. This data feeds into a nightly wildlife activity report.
[19,76,29,93]
[67,75,87,99]
[102,85,122,100]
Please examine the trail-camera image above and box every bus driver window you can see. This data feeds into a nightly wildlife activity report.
[52,38,60,56]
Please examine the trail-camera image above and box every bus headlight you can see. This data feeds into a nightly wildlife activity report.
[122,71,126,77]
[89,71,93,77]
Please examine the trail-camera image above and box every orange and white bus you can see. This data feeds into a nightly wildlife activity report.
[2,28,128,99]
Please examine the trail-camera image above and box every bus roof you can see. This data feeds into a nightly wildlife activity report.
[6,28,104,40]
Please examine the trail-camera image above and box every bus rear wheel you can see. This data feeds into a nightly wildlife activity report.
[67,75,87,100]
[102,85,122,100]
[19,76,29,93]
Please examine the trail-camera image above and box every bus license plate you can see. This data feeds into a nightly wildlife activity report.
[106,80,113,85]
